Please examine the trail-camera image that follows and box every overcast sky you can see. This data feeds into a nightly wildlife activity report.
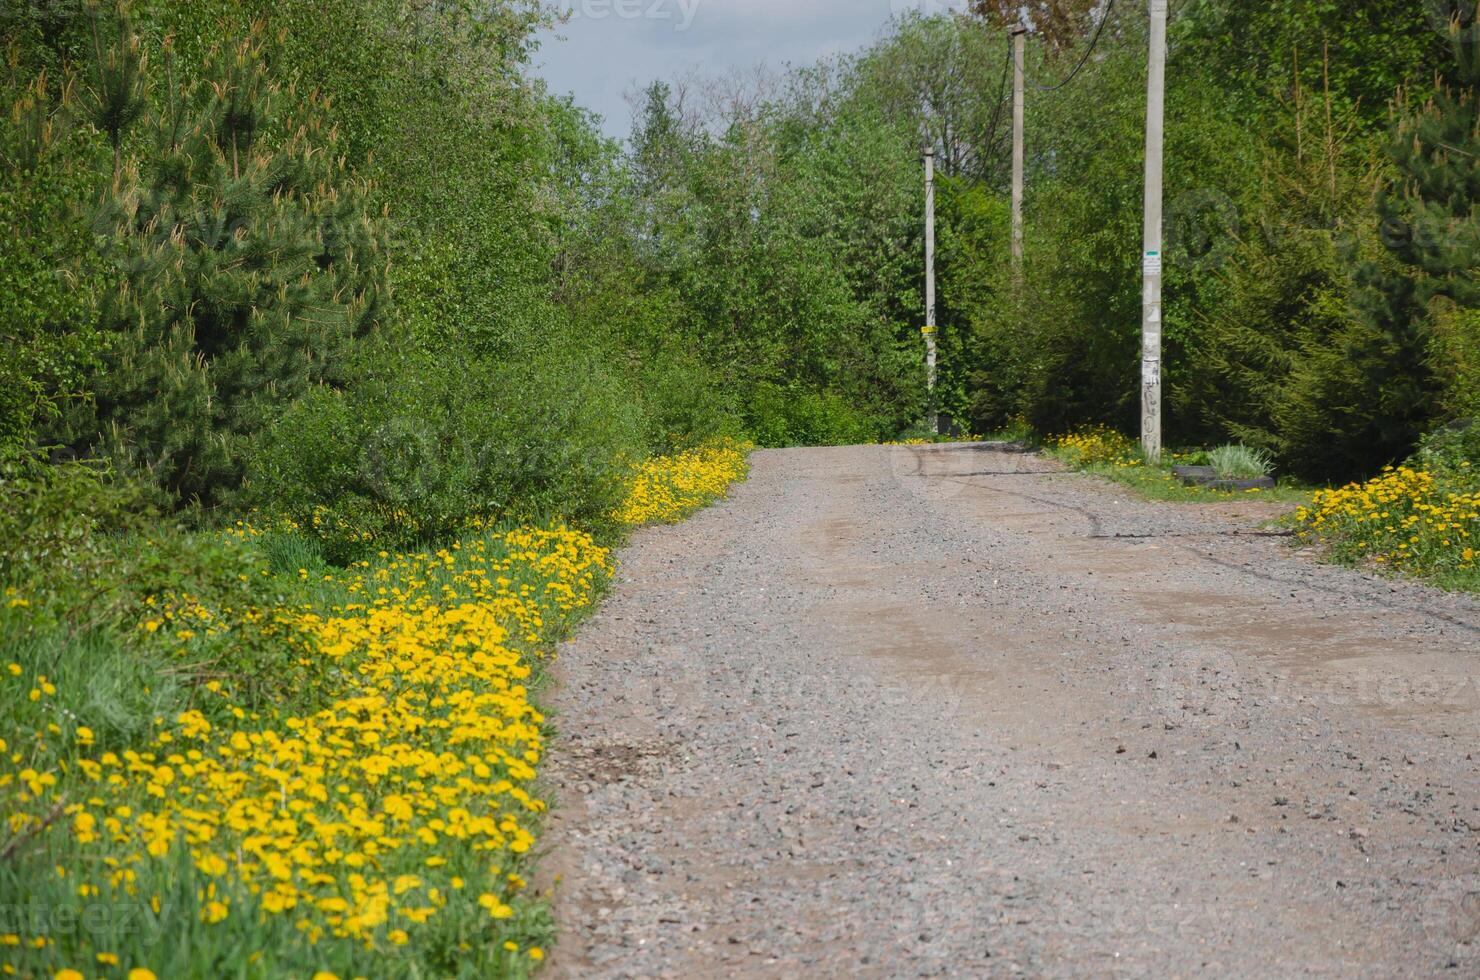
[534,0,971,140]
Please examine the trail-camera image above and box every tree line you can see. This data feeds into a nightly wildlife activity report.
[2,0,1475,541]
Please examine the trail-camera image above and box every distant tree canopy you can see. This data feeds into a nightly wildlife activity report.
[969,0,1104,53]
[0,0,1474,502]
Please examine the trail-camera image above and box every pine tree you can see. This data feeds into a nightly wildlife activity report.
[1375,6,1480,314]
[69,14,387,506]
[1333,6,1480,472]
[1176,49,1390,481]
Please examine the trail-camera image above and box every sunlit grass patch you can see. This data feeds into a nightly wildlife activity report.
[1044,427,1310,505]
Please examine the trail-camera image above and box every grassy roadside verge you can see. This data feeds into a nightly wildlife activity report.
[1038,425,1478,593]
[0,442,749,979]
[1040,426,1312,506]
[1051,458,1313,506]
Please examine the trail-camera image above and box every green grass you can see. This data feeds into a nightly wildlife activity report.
[1063,458,1313,505]
[1431,567,1480,592]
[1039,430,1313,506]
[1207,443,1275,479]
[0,517,583,979]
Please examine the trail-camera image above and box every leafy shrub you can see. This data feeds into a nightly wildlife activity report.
[1415,421,1480,484]
[746,383,879,447]
[241,344,646,561]
[0,462,152,631]
[0,73,109,467]
[1430,305,1480,424]
[636,346,744,454]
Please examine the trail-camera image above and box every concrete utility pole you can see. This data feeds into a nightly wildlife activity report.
[1140,0,1168,462]
[1011,27,1027,276]
[924,145,938,435]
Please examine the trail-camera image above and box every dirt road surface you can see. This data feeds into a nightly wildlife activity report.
[544,443,1480,978]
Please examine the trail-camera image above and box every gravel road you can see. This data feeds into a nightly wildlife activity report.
[543,443,1480,978]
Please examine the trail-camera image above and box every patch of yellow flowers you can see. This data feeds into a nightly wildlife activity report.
[611,439,750,526]
[1,445,749,978]
[1049,426,1142,469]
[1293,464,1478,577]
[4,528,603,976]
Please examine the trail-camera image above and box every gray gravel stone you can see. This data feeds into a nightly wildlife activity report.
[542,443,1480,978]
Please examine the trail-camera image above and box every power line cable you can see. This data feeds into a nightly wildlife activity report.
[1027,0,1117,92]
[981,36,1014,157]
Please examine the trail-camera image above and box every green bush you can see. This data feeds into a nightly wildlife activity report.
[1415,422,1480,485]
[636,346,744,454]
[746,383,879,448]
[240,343,647,560]
[1430,303,1480,428]
[0,74,110,467]
[0,462,152,631]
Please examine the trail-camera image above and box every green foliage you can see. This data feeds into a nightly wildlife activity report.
[1176,0,1446,130]
[0,72,109,465]
[1174,76,1402,482]
[1430,305,1480,422]
[855,12,1012,181]
[1324,9,1480,477]
[746,383,878,448]
[240,0,559,358]
[1158,6,1477,483]
[63,21,387,507]
[954,4,1475,483]
[629,76,919,444]
[1207,443,1274,479]
[0,462,151,631]
[634,346,745,453]
[240,342,648,561]
[1379,13,1480,313]
[1416,421,1480,482]
[80,7,148,182]
[965,12,1258,440]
